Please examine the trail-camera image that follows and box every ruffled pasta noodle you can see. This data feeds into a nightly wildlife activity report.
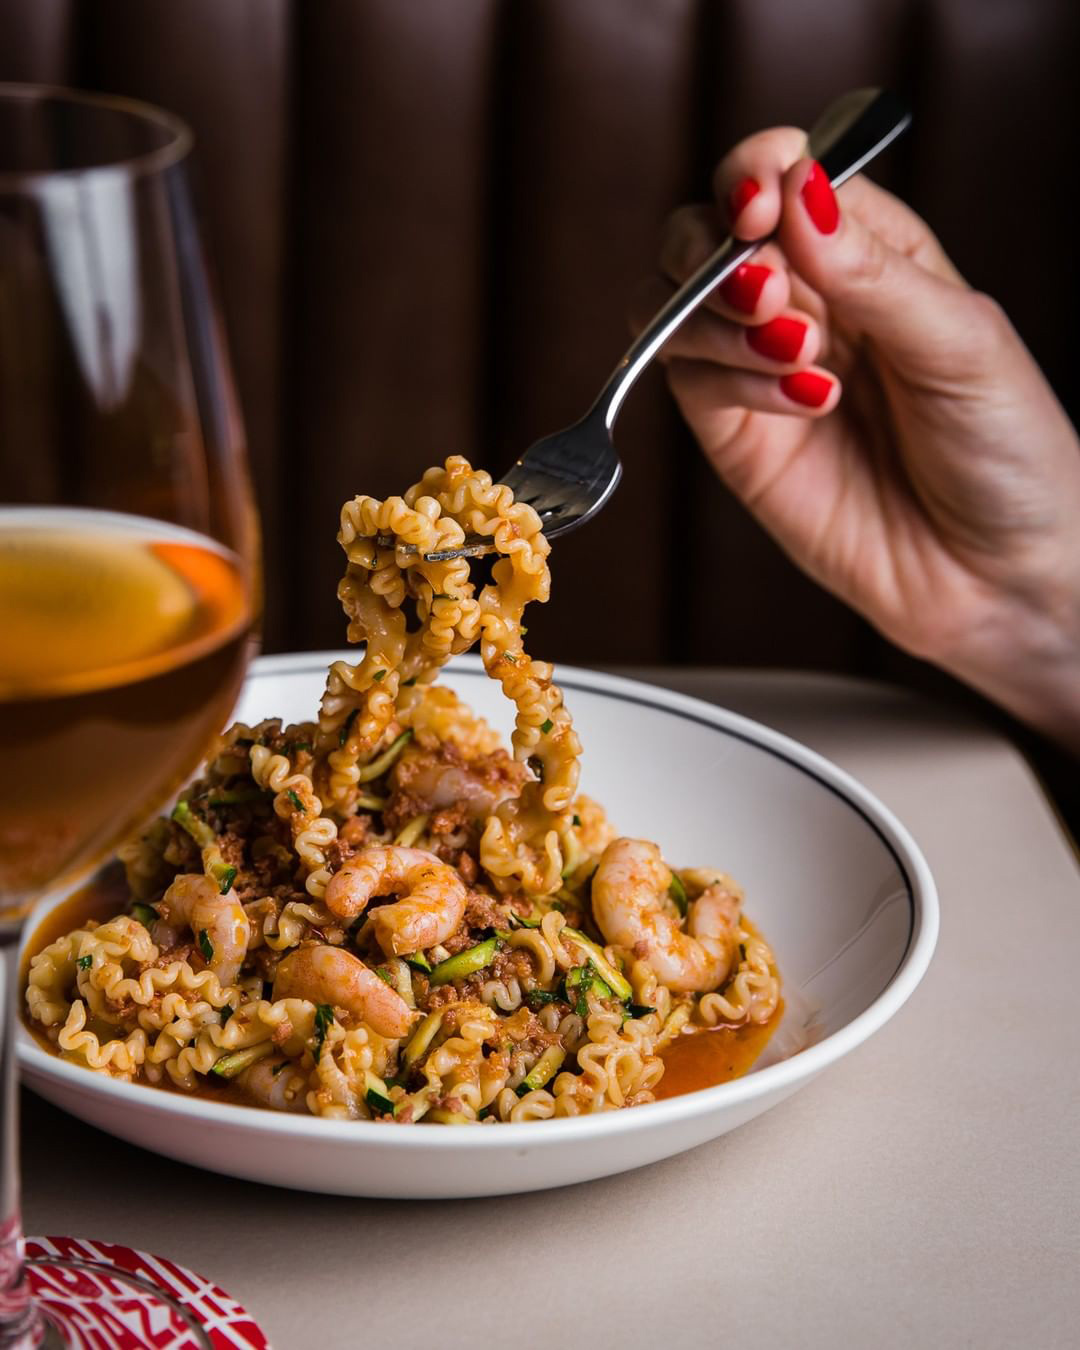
[23,454,783,1121]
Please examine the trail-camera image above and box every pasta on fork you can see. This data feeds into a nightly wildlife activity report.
[24,456,780,1122]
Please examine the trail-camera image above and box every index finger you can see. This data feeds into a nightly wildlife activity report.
[712,126,808,238]
[712,123,962,286]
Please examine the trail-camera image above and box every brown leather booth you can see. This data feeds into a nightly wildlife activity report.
[2,0,1077,684]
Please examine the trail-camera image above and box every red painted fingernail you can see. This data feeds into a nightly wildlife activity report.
[780,370,833,408]
[746,315,807,364]
[801,161,839,234]
[718,262,771,315]
[729,176,760,221]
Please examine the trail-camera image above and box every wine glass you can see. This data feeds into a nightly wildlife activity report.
[0,85,261,1347]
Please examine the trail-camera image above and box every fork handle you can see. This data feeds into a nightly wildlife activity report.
[588,87,911,432]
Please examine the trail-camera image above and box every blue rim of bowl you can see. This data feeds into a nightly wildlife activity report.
[17,653,939,1149]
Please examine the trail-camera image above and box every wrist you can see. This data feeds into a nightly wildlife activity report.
[941,587,1080,756]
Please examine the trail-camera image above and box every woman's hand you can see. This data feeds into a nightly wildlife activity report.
[641,128,1080,750]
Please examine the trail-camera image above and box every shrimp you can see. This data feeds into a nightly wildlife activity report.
[324,846,467,957]
[157,873,250,986]
[390,745,525,821]
[238,1055,310,1113]
[272,943,415,1038]
[591,838,740,995]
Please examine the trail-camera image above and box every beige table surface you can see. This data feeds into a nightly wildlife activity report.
[20,671,1080,1349]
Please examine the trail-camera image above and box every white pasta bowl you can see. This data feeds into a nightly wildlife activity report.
[17,653,938,1198]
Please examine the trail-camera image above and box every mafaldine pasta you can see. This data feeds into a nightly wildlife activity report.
[25,457,779,1122]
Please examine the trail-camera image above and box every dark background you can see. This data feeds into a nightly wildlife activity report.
[2,0,1077,707]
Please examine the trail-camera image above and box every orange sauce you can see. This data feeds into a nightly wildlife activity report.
[655,1002,783,1099]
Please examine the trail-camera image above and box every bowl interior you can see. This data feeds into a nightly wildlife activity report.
[228,656,913,1052]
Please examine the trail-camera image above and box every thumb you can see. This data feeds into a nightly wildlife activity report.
[778,159,982,380]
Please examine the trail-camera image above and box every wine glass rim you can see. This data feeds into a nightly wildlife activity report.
[0,81,193,186]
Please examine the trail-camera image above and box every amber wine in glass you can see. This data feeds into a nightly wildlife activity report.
[0,85,258,1347]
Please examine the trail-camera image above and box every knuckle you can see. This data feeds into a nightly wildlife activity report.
[965,290,1009,338]
[955,290,1015,369]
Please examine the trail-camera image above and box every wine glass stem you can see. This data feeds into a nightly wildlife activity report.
[0,932,44,1347]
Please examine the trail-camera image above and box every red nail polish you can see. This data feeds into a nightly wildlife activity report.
[801,161,839,235]
[780,371,833,407]
[747,315,807,364]
[719,262,771,315]
[729,176,760,221]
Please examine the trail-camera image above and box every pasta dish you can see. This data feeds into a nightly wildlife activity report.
[24,457,780,1123]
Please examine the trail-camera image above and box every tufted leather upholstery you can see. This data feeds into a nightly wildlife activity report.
[2,0,1077,678]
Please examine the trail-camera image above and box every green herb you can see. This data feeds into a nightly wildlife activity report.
[525,989,560,1010]
[286,789,304,813]
[313,1003,335,1056]
[375,966,394,985]
[131,903,157,929]
[668,872,689,917]
[572,814,581,828]
[212,863,237,895]
[76,955,93,971]
[372,669,387,681]
[198,929,215,963]
[540,718,553,735]
[503,652,518,664]
[338,708,359,747]
[626,1003,657,1019]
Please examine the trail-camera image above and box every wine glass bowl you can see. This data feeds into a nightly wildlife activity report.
[0,83,258,1346]
[0,85,258,922]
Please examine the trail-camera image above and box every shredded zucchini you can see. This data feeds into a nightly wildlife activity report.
[357,729,413,783]
[211,1042,272,1079]
[515,1045,566,1097]
[171,800,215,850]
[429,937,498,986]
[668,871,689,917]
[394,814,429,848]
[364,1069,396,1115]
[354,793,387,812]
[402,1010,445,1070]
[561,927,632,1001]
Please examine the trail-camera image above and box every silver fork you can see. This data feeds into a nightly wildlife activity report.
[389,87,910,563]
